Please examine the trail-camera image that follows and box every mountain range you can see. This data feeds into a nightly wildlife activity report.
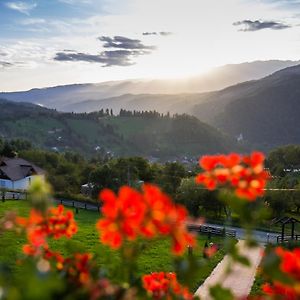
[1,59,300,152]
[1,60,299,112]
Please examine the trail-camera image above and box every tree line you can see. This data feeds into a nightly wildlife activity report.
[1,139,300,221]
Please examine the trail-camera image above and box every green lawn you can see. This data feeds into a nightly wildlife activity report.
[0,200,229,292]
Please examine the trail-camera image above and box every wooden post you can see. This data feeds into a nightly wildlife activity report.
[291,222,295,240]
[281,223,285,243]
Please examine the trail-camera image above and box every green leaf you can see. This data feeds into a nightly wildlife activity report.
[209,284,234,300]
[228,242,250,267]
[234,254,250,266]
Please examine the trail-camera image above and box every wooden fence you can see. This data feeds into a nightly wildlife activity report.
[0,189,28,200]
[277,234,300,244]
[187,223,237,238]
[55,199,100,213]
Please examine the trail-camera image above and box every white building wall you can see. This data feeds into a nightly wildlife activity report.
[0,179,13,189]
[0,175,44,190]
[13,177,30,190]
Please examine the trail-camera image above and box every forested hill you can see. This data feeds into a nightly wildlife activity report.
[0,98,56,117]
[0,99,239,159]
[190,64,300,150]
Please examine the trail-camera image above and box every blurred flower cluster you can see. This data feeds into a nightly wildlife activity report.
[142,272,193,300]
[96,184,195,255]
[16,205,77,256]
[196,152,269,200]
[262,247,300,299]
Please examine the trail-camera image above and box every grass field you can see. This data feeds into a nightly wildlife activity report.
[0,200,230,292]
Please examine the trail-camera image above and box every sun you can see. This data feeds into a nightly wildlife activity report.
[130,46,218,80]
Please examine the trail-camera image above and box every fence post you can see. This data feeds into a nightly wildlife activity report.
[208,231,211,240]
[72,201,74,207]
[85,203,87,210]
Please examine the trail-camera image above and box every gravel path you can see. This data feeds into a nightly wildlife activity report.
[195,240,263,299]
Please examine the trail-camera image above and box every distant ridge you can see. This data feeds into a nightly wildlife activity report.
[0,60,299,112]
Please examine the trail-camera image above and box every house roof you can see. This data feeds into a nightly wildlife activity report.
[0,157,45,181]
[271,216,300,225]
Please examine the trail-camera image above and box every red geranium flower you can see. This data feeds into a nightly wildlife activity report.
[63,253,94,285]
[142,272,193,299]
[195,152,269,201]
[16,205,77,256]
[96,186,146,249]
[96,184,195,255]
[262,247,300,299]
[141,185,195,255]
[262,282,298,300]
[276,247,300,281]
[204,244,218,258]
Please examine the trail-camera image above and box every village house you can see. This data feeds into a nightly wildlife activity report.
[0,157,45,190]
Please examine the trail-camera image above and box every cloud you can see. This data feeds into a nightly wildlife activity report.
[0,58,29,70]
[142,31,173,36]
[0,61,13,69]
[54,49,151,67]
[233,19,291,31]
[0,42,54,70]
[20,18,46,25]
[159,31,173,36]
[54,35,156,67]
[5,1,37,15]
[98,36,156,50]
[142,32,158,36]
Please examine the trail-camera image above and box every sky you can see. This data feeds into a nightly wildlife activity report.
[0,0,300,91]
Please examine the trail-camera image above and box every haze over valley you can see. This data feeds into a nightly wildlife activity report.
[2,60,300,154]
